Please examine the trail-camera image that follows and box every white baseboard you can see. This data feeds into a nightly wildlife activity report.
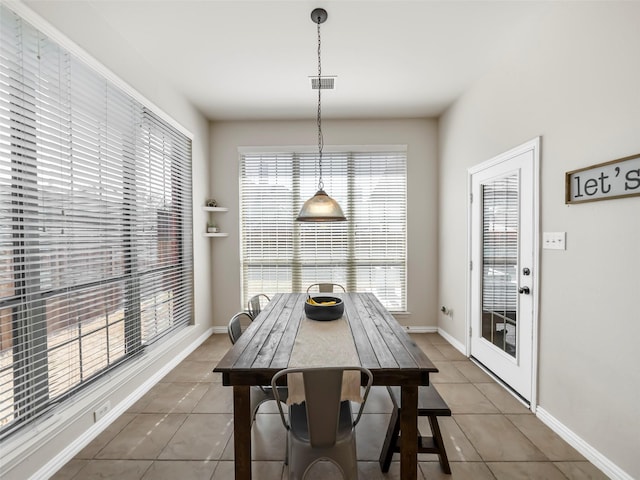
[403,325,438,333]
[211,326,227,335]
[536,407,632,479]
[437,327,467,354]
[30,327,214,480]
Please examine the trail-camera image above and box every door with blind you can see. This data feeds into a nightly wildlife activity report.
[469,139,539,403]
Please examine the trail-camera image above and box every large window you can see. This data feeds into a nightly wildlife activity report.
[240,149,406,311]
[0,6,193,438]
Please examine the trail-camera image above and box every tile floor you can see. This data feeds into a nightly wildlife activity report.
[51,333,608,479]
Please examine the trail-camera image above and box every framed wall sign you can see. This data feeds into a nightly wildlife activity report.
[565,153,640,204]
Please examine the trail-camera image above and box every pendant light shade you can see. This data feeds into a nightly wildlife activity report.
[296,188,346,222]
[296,8,346,223]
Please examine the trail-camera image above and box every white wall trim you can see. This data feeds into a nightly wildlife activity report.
[437,327,466,354]
[403,326,438,334]
[211,326,228,335]
[536,407,633,480]
[12,327,213,480]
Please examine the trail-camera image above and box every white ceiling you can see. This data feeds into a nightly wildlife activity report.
[26,1,557,121]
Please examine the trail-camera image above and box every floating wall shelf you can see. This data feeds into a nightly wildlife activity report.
[203,205,228,237]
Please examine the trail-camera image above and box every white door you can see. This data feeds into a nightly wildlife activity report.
[469,138,539,403]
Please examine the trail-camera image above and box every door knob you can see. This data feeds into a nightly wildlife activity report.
[518,286,530,295]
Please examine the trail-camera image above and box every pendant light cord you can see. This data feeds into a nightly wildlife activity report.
[316,17,324,191]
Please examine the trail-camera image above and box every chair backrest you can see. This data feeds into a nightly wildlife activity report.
[306,283,346,294]
[227,312,252,344]
[247,293,270,320]
[271,366,372,448]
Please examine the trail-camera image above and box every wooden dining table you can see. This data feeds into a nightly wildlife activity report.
[213,292,438,480]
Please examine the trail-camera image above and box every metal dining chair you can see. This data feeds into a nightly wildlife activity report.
[271,366,373,480]
[227,312,288,419]
[247,293,270,320]
[305,283,346,294]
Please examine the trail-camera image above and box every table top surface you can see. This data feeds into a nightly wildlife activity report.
[214,292,437,387]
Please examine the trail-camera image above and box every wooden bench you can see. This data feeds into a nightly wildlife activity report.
[379,385,452,474]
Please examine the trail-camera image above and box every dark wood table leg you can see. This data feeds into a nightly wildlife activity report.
[400,385,418,480]
[233,385,252,480]
[378,395,399,472]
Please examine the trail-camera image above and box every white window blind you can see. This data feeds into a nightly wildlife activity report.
[0,5,193,438]
[240,149,406,311]
[481,174,519,314]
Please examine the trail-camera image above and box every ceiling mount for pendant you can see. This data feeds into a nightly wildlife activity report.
[310,7,327,24]
[296,7,346,223]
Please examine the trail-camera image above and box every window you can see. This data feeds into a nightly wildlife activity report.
[240,149,406,311]
[0,5,193,438]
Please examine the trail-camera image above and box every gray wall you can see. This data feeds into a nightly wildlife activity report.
[438,3,640,478]
[209,119,438,329]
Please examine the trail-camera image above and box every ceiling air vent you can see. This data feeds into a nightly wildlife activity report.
[310,76,336,90]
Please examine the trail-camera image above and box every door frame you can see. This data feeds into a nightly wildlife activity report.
[466,137,541,411]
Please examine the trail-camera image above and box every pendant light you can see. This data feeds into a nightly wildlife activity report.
[296,8,346,222]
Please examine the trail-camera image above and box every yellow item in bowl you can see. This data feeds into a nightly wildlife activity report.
[307,297,336,306]
[305,296,344,321]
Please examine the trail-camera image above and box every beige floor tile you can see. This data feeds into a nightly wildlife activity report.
[50,459,89,479]
[127,392,156,414]
[420,461,495,479]
[160,361,217,383]
[358,461,418,480]
[361,386,393,414]
[158,413,233,460]
[416,342,448,361]
[508,414,585,461]
[430,361,471,384]
[422,416,482,462]
[97,414,187,460]
[435,384,499,414]
[487,461,567,479]
[433,343,468,361]
[426,333,450,345]
[141,460,217,479]
[554,461,610,479]
[141,382,210,414]
[249,413,288,461]
[451,361,493,383]
[455,414,548,462]
[410,333,434,348]
[191,382,234,414]
[186,338,229,363]
[70,460,153,479]
[77,413,136,458]
[221,413,291,461]
[354,413,391,461]
[213,460,285,480]
[475,383,530,414]
[55,334,606,480]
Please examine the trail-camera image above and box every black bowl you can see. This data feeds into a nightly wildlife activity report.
[304,296,344,321]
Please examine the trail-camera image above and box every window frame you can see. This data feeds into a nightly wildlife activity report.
[0,4,194,439]
[239,145,407,312]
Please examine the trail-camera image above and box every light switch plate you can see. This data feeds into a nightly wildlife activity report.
[543,232,566,250]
